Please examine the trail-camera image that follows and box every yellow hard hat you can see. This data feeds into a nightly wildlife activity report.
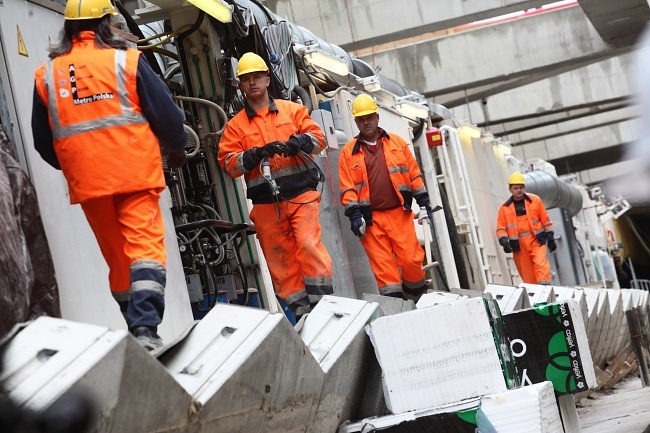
[508,172,526,185]
[64,0,117,20]
[236,52,269,77]
[352,94,379,118]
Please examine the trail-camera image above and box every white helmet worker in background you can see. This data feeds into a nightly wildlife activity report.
[496,171,556,284]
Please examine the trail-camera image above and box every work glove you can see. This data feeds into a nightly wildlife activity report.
[499,237,513,254]
[417,206,433,225]
[282,134,314,157]
[256,141,284,158]
[166,149,187,169]
[351,216,366,238]
[546,232,557,253]
[346,206,366,238]
[282,136,302,157]
[243,142,284,171]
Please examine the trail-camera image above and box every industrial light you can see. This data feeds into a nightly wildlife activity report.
[186,0,233,23]
[394,100,429,120]
[458,125,481,140]
[359,76,381,93]
[303,49,350,77]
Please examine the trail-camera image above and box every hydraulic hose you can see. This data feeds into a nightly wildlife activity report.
[173,96,227,136]
[291,85,313,113]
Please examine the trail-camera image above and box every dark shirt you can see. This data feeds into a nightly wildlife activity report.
[361,139,401,211]
[514,199,527,216]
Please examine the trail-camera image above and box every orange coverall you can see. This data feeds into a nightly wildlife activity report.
[33,32,186,328]
[496,193,553,284]
[217,98,333,311]
[339,130,427,296]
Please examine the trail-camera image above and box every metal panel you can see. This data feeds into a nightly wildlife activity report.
[0,1,193,342]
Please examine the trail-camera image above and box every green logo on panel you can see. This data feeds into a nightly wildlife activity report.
[545,331,575,393]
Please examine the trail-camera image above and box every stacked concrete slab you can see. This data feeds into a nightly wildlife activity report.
[365,297,510,414]
[1,296,383,433]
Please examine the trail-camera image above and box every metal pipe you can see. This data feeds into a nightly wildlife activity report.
[523,171,583,217]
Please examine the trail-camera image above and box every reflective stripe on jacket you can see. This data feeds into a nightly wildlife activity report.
[34,32,164,203]
[338,129,426,225]
[217,98,326,204]
[496,193,553,251]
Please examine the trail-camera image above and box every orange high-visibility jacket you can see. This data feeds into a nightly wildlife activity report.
[496,193,553,251]
[34,33,164,204]
[339,130,427,225]
[217,98,326,204]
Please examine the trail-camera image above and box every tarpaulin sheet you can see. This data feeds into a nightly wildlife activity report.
[0,125,60,338]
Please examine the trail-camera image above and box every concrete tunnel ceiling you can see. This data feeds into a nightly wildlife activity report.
[266,0,650,185]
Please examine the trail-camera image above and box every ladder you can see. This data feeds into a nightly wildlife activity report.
[436,126,492,289]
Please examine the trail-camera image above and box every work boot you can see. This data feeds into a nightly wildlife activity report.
[132,326,163,351]
[403,284,428,302]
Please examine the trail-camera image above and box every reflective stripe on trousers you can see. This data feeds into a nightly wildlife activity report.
[250,190,333,307]
[80,189,167,297]
[360,206,425,295]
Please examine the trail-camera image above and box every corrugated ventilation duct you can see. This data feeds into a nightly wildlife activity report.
[524,171,583,217]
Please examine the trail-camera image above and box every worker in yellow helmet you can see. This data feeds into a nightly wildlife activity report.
[32,0,188,350]
[338,94,435,300]
[217,52,333,320]
[496,172,556,284]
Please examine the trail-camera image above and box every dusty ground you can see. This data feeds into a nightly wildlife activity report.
[577,375,650,433]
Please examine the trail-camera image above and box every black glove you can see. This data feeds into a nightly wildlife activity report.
[351,215,365,238]
[346,206,366,238]
[257,141,284,158]
[282,136,302,157]
[282,134,314,157]
[499,237,513,254]
[546,232,557,253]
[166,149,187,169]
[243,142,284,171]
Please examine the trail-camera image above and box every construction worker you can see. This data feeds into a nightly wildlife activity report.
[31,0,188,350]
[217,52,333,318]
[496,172,556,284]
[338,94,434,300]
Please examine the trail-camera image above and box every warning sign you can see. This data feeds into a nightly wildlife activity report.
[17,26,28,57]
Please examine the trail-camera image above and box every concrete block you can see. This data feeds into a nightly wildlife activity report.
[162,304,324,433]
[366,297,508,414]
[416,291,467,308]
[1,316,192,433]
[479,381,563,433]
[520,283,556,306]
[339,398,480,432]
[300,296,381,432]
[503,300,596,395]
[485,283,530,314]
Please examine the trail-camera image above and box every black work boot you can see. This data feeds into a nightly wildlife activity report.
[132,326,163,351]
[403,283,428,302]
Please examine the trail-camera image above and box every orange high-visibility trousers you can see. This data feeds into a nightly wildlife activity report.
[360,206,426,295]
[80,189,166,301]
[513,213,551,284]
[250,190,333,307]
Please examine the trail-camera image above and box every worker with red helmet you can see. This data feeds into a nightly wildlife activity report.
[496,172,556,284]
[217,52,333,319]
[31,0,188,350]
[338,94,434,300]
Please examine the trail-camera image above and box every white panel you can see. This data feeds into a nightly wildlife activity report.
[0,1,193,342]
